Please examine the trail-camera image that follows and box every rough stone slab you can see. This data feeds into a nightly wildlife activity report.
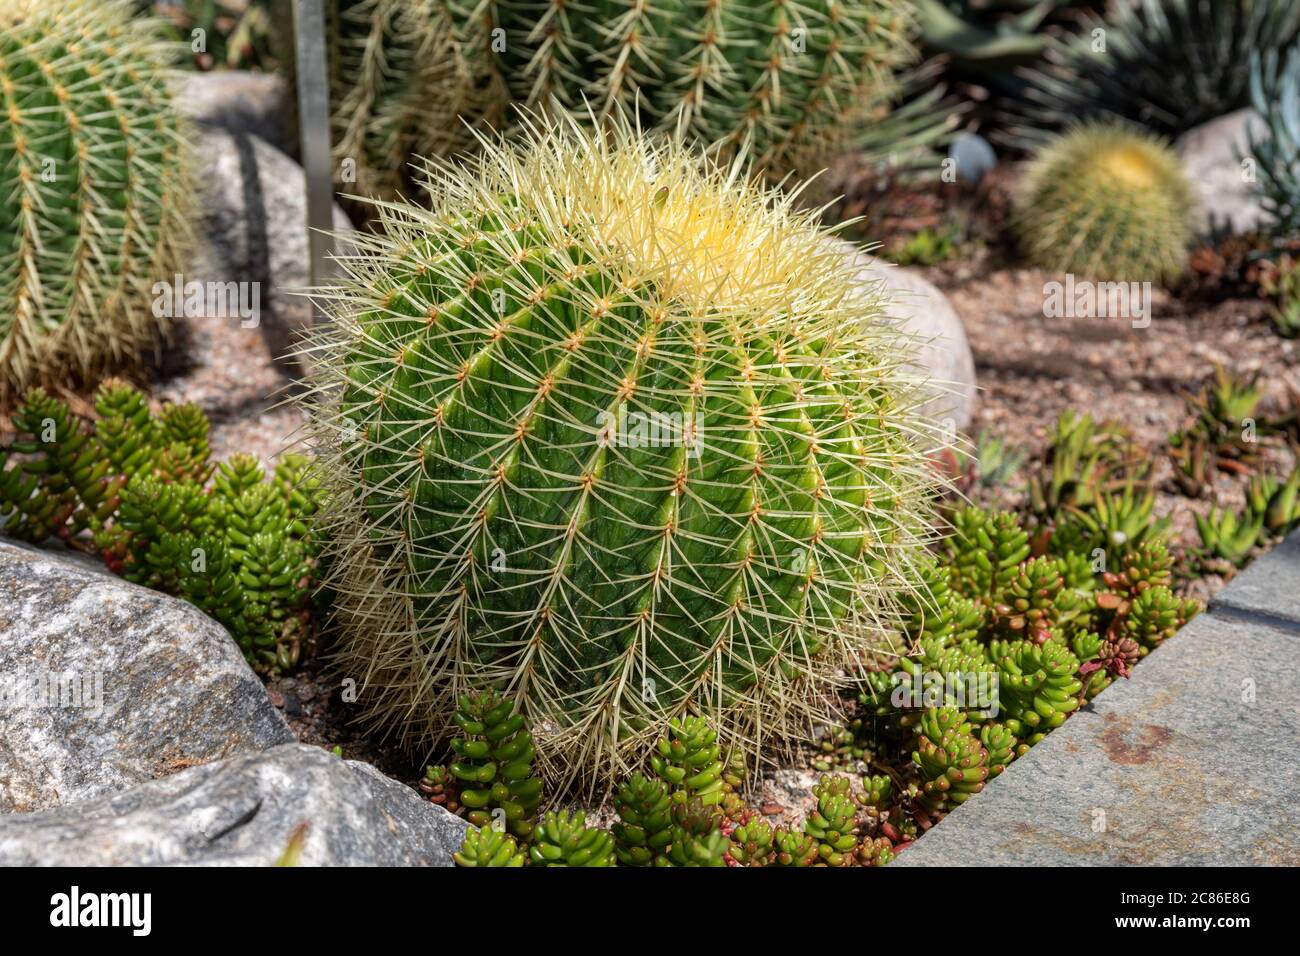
[0,540,294,813]
[893,611,1300,866]
[0,744,468,866]
[1210,528,1300,628]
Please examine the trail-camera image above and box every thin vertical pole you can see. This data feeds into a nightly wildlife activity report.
[292,0,333,318]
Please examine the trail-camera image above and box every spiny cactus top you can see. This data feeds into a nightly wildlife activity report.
[0,0,193,400]
[460,0,917,182]
[1013,122,1193,283]
[302,115,941,790]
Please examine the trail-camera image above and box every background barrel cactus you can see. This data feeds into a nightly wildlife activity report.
[279,0,921,199]
[464,0,919,181]
[301,116,942,790]
[1012,122,1193,283]
[272,0,482,202]
[0,0,193,401]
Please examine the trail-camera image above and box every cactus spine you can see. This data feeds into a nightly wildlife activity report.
[0,0,193,400]
[302,116,940,790]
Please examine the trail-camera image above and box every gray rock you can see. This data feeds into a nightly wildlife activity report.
[1175,108,1270,238]
[949,132,997,186]
[175,71,296,157]
[0,540,294,813]
[1210,527,1300,629]
[835,241,978,433]
[0,744,469,866]
[893,603,1300,866]
[191,128,355,366]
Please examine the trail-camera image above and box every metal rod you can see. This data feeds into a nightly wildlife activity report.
[292,0,333,318]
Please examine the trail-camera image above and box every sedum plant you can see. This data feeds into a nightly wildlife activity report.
[0,383,322,672]
[301,114,942,790]
[1013,122,1194,283]
[0,0,193,402]
[453,826,528,867]
[529,810,617,867]
[447,690,543,841]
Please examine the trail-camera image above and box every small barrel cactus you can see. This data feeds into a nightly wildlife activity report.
[0,0,193,400]
[302,116,940,789]
[1013,122,1193,283]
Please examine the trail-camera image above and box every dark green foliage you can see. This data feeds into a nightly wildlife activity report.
[448,691,542,841]
[0,383,322,672]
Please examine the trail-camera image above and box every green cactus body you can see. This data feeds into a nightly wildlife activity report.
[1013,122,1193,283]
[304,117,939,787]
[0,0,193,399]
[463,0,916,181]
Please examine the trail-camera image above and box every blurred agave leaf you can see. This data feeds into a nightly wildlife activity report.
[856,60,969,180]
[1247,48,1300,238]
[1001,0,1300,152]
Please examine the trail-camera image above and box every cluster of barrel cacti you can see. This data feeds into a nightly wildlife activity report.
[0,0,193,402]
[301,112,942,792]
[0,383,323,671]
[446,705,903,867]
[277,0,923,200]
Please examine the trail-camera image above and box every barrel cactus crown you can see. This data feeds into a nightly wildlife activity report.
[301,116,941,789]
[461,0,918,182]
[1013,123,1193,283]
[0,0,193,401]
